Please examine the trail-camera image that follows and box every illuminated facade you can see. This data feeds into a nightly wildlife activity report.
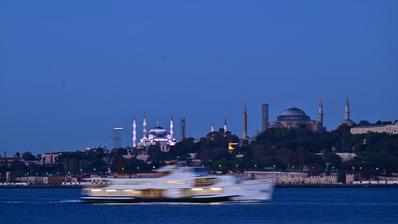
[132,115,176,152]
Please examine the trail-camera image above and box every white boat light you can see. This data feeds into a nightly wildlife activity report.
[192,188,203,191]
[210,187,222,191]
[90,189,102,192]
[106,189,117,192]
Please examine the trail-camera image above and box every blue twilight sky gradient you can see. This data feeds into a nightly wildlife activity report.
[1,0,397,154]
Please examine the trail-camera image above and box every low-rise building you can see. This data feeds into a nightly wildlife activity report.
[16,176,65,185]
[351,122,398,135]
[41,152,63,165]
[336,153,357,162]
[243,171,338,185]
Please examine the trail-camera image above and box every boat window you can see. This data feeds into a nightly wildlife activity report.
[194,177,217,187]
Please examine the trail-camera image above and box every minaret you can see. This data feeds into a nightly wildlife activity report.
[210,120,215,132]
[143,113,148,139]
[224,118,228,133]
[261,104,269,132]
[344,96,350,120]
[169,115,174,139]
[243,104,248,139]
[132,115,137,148]
[318,99,324,127]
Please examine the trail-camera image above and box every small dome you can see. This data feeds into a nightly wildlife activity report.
[277,107,310,121]
[341,119,355,127]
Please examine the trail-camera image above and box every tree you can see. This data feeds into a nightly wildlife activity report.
[358,120,371,126]
[22,152,37,161]
[324,153,342,169]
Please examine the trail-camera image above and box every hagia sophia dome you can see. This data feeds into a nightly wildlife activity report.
[277,107,311,122]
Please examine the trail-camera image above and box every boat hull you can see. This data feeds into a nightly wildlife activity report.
[81,195,236,203]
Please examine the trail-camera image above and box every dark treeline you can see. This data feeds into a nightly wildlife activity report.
[1,125,398,181]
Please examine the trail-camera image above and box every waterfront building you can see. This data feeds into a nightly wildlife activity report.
[351,122,398,135]
[243,171,338,185]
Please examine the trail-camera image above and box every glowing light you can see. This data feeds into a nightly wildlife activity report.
[106,189,117,192]
[192,188,203,191]
[90,189,102,192]
[210,187,222,191]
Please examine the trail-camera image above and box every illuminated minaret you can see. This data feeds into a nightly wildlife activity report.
[169,115,174,139]
[210,120,215,132]
[318,99,324,128]
[224,118,228,133]
[132,115,137,148]
[143,113,148,139]
[344,96,350,120]
[243,104,248,139]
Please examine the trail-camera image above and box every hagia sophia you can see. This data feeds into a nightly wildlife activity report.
[267,106,324,132]
[255,97,354,136]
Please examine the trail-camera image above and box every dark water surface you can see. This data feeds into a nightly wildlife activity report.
[1,187,397,224]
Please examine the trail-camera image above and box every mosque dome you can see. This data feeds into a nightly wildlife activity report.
[149,126,169,138]
[277,107,310,121]
[340,119,356,127]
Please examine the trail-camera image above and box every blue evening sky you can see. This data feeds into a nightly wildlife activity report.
[1,0,397,154]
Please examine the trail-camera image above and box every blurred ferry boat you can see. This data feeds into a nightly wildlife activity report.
[81,166,275,203]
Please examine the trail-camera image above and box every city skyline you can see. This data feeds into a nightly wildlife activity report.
[1,1,397,153]
[2,98,397,154]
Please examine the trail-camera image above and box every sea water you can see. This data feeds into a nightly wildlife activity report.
[1,187,397,224]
